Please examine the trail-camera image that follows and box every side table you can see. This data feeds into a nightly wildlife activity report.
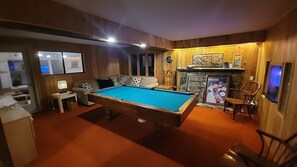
[50,92,77,113]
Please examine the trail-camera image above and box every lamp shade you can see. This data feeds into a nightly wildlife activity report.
[57,80,67,90]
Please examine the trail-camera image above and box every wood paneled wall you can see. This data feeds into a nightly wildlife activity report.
[256,6,297,138]
[0,36,124,110]
[163,43,260,85]
[0,0,173,49]
[174,31,266,48]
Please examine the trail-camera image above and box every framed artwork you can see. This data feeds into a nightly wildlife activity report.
[192,53,223,68]
[63,52,84,74]
[232,54,242,68]
[204,76,229,106]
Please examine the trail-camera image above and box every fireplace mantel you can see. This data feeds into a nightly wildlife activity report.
[177,68,245,72]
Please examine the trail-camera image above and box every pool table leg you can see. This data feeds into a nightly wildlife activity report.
[104,107,113,120]
[154,122,164,132]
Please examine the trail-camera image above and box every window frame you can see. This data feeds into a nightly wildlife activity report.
[37,51,85,75]
[129,52,155,77]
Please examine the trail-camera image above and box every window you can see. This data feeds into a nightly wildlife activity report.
[8,60,26,87]
[131,54,137,75]
[129,52,155,76]
[38,51,84,75]
[148,53,154,76]
[278,62,294,112]
[139,54,145,76]
[38,51,64,75]
[265,65,282,103]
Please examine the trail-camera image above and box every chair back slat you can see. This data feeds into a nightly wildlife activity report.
[265,139,274,158]
[272,142,282,162]
[239,81,261,104]
[261,135,295,165]
[276,147,289,164]
[282,152,297,167]
[263,131,297,166]
[222,130,297,167]
[281,148,293,165]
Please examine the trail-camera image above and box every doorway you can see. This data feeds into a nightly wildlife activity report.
[0,52,37,113]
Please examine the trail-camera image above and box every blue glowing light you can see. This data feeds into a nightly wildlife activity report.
[266,65,282,103]
[268,66,282,88]
[41,65,49,74]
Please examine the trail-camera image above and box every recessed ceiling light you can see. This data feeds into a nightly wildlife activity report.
[38,53,43,57]
[46,55,51,58]
[106,37,116,43]
[139,43,146,48]
[63,55,67,58]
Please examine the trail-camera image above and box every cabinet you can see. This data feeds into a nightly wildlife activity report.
[0,103,37,167]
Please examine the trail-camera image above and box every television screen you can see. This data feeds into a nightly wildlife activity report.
[266,65,282,103]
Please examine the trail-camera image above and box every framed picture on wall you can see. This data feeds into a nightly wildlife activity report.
[204,76,229,106]
[192,53,223,68]
[232,54,242,68]
[63,52,84,74]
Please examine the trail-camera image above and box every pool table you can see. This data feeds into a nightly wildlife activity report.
[88,85,198,127]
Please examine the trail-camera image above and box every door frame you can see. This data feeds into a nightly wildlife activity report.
[0,45,40,113]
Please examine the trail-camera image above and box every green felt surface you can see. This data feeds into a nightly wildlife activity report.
[96,86,192,112]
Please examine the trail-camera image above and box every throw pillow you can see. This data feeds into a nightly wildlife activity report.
[130,76,142,86]
[108,76,120,86]
[118,75,128,85]
[97,79,114,89]
[80,82,93,91]
[124,76,132,85]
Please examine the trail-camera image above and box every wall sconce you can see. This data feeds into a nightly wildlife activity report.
[57,80,67,93]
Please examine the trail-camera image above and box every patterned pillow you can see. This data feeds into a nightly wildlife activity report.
[130,76,142,86]
[124,76,132,85]
[80,82,93,91]
[108,76,120,86]
[118,75,128,85]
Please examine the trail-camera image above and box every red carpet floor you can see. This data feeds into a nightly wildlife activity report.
[26,104,260,167]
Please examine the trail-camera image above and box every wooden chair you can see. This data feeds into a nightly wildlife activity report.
[221,129,297,167]
[223,81,261,120]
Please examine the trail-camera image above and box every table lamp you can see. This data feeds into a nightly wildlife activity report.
[57,80,67,93]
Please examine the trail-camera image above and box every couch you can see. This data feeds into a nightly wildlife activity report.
[72,75,159,106]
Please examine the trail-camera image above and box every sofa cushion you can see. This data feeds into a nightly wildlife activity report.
[80,82,93,91]
[97,79,114,89]
[118,75,129,85]
[139,77,158,87]
[130,76,142,86]
[108,75,120,86]
[124,76,133,85]
[106,75,158,88]
[73,79,100,91]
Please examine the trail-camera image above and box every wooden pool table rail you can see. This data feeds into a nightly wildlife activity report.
[88,92,198,127]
